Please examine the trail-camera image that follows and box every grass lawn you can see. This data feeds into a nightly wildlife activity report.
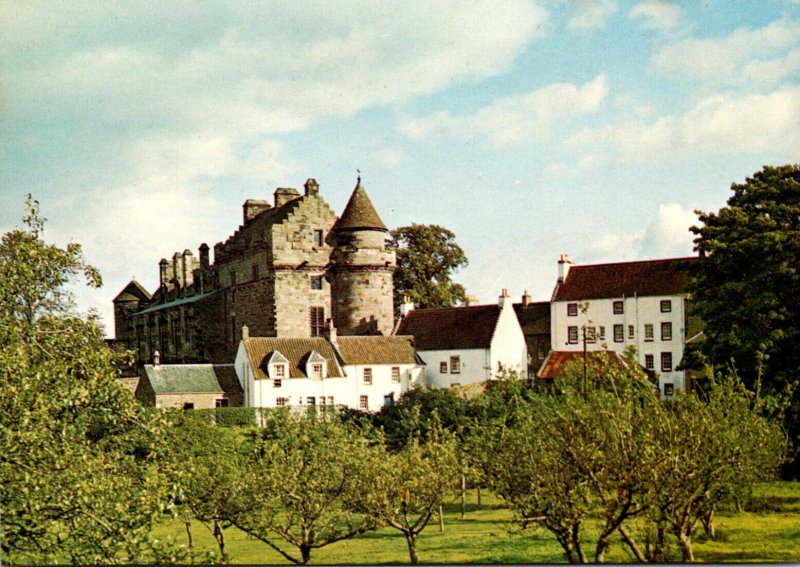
[155,482,800,564]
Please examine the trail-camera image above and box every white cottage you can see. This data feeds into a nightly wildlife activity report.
[549,255,697,397]
[394,290,528,388]
[234,333,425,412]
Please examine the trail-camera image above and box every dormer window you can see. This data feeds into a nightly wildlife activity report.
[304,350,327,379]
[266,350,290,381]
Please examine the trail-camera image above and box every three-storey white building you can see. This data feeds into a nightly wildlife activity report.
[548,255,697,397]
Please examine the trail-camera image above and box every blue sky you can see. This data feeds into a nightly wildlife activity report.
[2,0,798,337]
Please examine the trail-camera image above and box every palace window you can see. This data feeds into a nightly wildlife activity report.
[660,300,672,313]
[359,395,368,410]
[440,361,448,373]
[307,397,316,406]
[274,364,286,378]
[313,229,324,247]
[645,354,654,370]
[309,306,325,337]
[586,326,596,343]
[310,275,323,290]
[276,397,287,407]
[273,379,282,388]
[450,356,461,374]
[644,324,654,342]
[363,368,373,385]
[613,324,624,343]
[628,325,635,339]
[613,300,624,314]
[661,322,673,341]
[598,326,606,340]
[391,367,401,383]
[567,303,578,316]
[664,383,675,396]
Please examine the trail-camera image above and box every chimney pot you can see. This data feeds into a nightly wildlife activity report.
[241,324,249,340]
[153,350,160,367]
[304,178,319,196]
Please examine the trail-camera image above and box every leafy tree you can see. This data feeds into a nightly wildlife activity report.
[224,411,381,564]
[364,431,460,564]
[0,197,184,564]
[389,224,468,313]
[689,165,800,477]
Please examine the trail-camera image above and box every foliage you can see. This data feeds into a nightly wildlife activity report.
[388,224,468,313]
[689,164,800,477]
[362,430,461,564]
[477,353,787,563]
[689,164,800,387]
[0,197,184,564]
[224,411,381,564]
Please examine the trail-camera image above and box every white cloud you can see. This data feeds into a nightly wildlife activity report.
[567,0,618,30]
[402,75,609,146]
[652,18,800,87]
[568,84,800,160]
[630,1,682,32]
[375,148,406,168]
[586,202,696,262]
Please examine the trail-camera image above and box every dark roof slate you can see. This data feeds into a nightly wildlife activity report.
[333,181,387,232]
[142,364,242,394]
[113,279,152,303]
[552,257,697,302]
[395,305,501,351]
[513,301,551,335]
[336,336,418,365]
[242,338,344,379]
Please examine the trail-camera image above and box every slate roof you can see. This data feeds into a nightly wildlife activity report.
[332,180,387,232]
[537,350,635,380]
[394,305,501,351]
[552,257,697,302]
[142,364,242,394]
[242,338,344,379]
[513,301,550,335]
[135,291,212,315]
[336,335,419,365]
[113,279,152,303]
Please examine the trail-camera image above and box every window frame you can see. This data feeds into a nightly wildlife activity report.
[568,326,579,344]
[661,352,673,372]
[359,395,368,410]
[644,354,654,370]
[309,306,325,337]
[363,367,373,385]
[391,366,401,383]
[660,299,672,313]
[567,303,578,317]
[613,300,624,315]
[661,322,673,341]
[613,324,624,343]
[313,229,324,247]
[450,356,461,374]
[310,275,323,290]
[440,361,448,374]
[644,323,654,342]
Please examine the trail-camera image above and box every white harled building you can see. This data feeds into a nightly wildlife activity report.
[547,255,697,397]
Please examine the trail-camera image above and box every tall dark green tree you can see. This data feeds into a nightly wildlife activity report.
[689,164,800,388]
[389,224,468,313]
[689,164,800,477]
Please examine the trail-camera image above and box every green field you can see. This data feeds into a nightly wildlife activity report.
[154,482,800,564]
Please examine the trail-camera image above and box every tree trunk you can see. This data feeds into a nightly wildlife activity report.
[405,532,419,564]
[300,543,312,565]
[572,522,587,563]
[184,516,193,549]
[460,475,466,519]
[595,535,610,563]
[701,507,716,541]
[618,525,647,563]
[678,531,694,562]
[213,518,227,561]
[438,505,444,532]
[477,486,482,506]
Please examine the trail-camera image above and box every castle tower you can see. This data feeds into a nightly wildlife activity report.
[328,177,396,335]
[112,280,151,345]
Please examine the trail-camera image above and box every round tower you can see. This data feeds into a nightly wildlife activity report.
[328,177,396,335]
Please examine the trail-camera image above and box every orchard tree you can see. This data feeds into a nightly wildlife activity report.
[0,197,184,564]
[364,431,460,564]
[224,411,381,564]
[389,224,468,313]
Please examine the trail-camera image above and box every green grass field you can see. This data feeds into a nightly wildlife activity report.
[156,482,800,564]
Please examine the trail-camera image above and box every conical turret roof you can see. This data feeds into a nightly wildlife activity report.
[333,178,387,232]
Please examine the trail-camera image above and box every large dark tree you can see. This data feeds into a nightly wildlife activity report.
[689,164,800,388]
[689,164,800,478]
[389,224,468,313]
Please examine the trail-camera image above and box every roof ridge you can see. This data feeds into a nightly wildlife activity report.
[570,256,697,270]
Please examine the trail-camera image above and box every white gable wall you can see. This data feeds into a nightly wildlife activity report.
[419,348,491,388]
[490,300,529,378]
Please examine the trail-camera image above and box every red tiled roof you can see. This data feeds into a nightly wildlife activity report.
[552,257,697,302]
[336,336,418,365]
[394,305,501,351]
[242,338,344,379]
[537,350,634,380]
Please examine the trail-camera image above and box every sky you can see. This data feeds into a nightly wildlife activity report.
[1,0,798,338]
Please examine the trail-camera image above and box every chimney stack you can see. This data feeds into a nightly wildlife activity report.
[521,290,531,306]
[465,294,479,306]
[499,288,511,308]
[304,178,319,196]
[274,187,300,207]
[241,324,249,340]
[153,350,160,367]
[159,258,168,289]
[199,243,210,270]
[324,318,337,344]
[558,254,574,283]
[243,199,271,223]
[400,295,415,317]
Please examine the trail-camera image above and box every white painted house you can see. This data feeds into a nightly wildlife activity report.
[548,255,697,397]
[394,290,528,388]
[234,332,425,412]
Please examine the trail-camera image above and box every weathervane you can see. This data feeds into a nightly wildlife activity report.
[357,168,361,184]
